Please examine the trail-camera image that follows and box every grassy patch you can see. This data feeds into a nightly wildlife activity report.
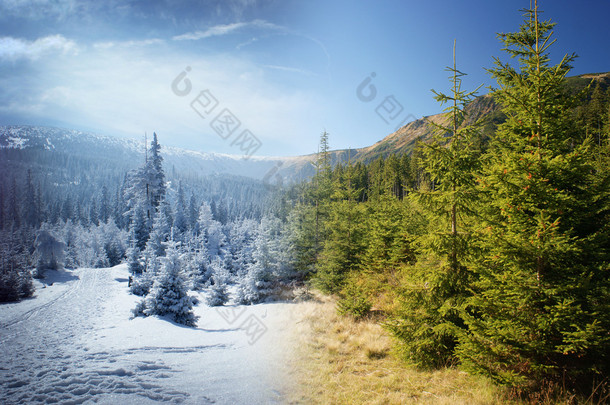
[286,293,513,405]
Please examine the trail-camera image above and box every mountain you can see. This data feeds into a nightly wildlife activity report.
[279,71,609,174]
[1,72,607,184]
[0,125,290,181]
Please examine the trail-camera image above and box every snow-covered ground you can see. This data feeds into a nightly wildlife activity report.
[0,264,298,404]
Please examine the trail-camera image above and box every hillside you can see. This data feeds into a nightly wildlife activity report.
[277,71,609,180]
[0,126,286,180]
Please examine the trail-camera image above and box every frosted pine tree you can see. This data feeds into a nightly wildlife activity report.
[145,132,166,214]
[206,260,230,306]
[100,220,127,266]
[34,227,65,278]
[137,236,198,326]
[127,240,151,296]
[173,182,188,237]
[0,230,34,302]
[226,218,257,277]
[61,220,79,269]
[130,202,149,251]
[206,276,229,307]
[127,233,143,276]
[195,201,214,235]
[196,202,226,258]
[190,240,211,289]
[235,217,280,304]
[90,227,110,268]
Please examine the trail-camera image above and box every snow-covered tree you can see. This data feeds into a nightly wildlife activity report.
[146,132,166,214]
[206,276,229,307]
[89,200,99,226]
[130,202,149,251]
[100,220,127,266]
[195,201,214,234]
[226,218,257,276]
[144,203,171,259]
[99,185,110,224]
[0,230,34,302]
[207,221,226,258]
[235,217,284,304]
[196,202,226,259]
[184,238,211,289]
[23,169,38,228]
[127,232,143,275]
[135,237,198,326]
[187,193,198,231]
[206,257,230,306]
[173,182,188,236]
[130,269,154,296]
[61,220,79,269]
[34,226,65,278]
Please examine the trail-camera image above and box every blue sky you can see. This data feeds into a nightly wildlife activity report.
[0,0,608,157]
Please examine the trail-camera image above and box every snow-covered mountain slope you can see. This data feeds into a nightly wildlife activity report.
[0,125,313,182]
[0,264,297,404]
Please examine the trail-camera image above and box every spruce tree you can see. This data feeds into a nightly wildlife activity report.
[360,194,415,278]
[285,203,318,277]
[8,178,20,228]
[206,274,229,306]
[139,236,198,326]
[235,217,281,304]
[586,82,607,146]
[127,227,143,275]
[188,193,198,231]
[23,169,38,228]
[315,159,366,294]
[146,132,166,213]
[312,131,333,252]
[173,182,188,235]
[288,131,334,279]
[131,202,149,251]
[458,2,610,388]
[145,202,172,258]
[387,41,483,368]
[99,185,110,224]
[0,230,34,302]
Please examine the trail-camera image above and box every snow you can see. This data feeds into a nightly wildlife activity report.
[7,136,27,149]
[0,264,297,404]
[0,125,301,175]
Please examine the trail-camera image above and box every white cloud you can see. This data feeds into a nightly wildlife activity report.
[0,34,77,61]
[0,43,323,155]
[93,38,165,50]
[172,19,282,41]
[262,64,316,77]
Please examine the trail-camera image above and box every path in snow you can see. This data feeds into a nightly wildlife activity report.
[0,265,298,404]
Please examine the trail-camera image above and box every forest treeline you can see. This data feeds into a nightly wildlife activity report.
[288,6,610,394]
[0,130,290,309]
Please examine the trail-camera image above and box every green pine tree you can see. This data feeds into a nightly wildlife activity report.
[387,41,483,368]
[315,156,366,294]
[457,2,610,389]
[312,130,333,247]
[289,131,334,278]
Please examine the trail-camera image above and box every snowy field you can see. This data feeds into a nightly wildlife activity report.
[0,264,298,404]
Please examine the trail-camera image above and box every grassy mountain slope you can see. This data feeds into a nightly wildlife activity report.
[277,71,609,180]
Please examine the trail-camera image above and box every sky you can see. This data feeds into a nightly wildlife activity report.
[0,0,609,157]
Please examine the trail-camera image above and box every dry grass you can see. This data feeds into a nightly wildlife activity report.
[284,292,513,405]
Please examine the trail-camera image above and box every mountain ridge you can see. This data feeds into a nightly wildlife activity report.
[1,71,607,182]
